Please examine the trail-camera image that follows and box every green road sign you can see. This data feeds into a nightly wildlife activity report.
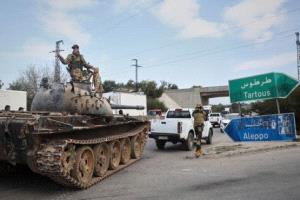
[229,72,299,103]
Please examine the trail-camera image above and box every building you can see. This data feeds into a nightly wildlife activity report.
[159,86,229,109]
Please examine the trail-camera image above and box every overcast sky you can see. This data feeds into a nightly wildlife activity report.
[0,0,299,104]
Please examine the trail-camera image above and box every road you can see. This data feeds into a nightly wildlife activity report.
[0,128,300,200]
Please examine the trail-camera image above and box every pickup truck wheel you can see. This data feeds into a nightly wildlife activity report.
[184,132,194,151]
[206,129,213,145]
[155,140,166,150]
[220,128,224,133]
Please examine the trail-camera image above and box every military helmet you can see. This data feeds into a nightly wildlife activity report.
[72,44,79,49]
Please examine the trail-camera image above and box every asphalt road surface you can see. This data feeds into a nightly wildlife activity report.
[1,129,299,200]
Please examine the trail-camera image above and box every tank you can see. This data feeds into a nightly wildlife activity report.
[0,80,149,189]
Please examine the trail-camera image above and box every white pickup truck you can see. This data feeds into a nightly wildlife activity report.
[208,112,222,127]
[149,108,213,150]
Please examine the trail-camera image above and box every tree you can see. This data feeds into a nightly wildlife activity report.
[139,81,159,98]
[162,81,178,90]
[212,104,225,112]
[8,65,61,110]
[9,66,40,109]
[103,80,117,92]
[147,97,167,111]
[125,80,135,90]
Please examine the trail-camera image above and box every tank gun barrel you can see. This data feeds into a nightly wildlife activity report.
[110,104,145,110]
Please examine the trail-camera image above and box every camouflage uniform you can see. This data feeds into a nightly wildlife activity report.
[59,53,103,93]
[192,104,205,157]
[59,53,93,81]
[92,67,104,93]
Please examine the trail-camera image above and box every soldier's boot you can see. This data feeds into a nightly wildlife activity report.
[194,146,203,158]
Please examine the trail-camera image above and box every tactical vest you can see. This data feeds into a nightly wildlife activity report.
[193,110,205,126]
[69,54,84,70]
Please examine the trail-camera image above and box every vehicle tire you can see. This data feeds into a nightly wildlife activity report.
[220,128,224,133]
[206,129,213,145]
[184,132,194,151]
[155,140,166,150]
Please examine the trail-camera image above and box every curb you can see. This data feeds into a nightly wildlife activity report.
[203,142,300,159]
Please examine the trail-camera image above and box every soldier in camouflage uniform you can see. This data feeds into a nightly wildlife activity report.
[58,44,103,93]
[192,104,205,158]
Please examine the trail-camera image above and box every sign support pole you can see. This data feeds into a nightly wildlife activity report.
[276,98,281,114]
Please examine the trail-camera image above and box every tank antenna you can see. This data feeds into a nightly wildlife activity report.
[50,40,64,83]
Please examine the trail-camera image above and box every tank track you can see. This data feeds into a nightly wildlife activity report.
[36,126,148,189]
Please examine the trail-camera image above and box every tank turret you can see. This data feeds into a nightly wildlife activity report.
[31,81,113,115]
[31,80,144,116]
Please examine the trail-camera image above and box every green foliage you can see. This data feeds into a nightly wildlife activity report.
[102,80,118,92]
[139,80,160,98]
[103,79,178,99]
[159,81,178,90]
[147,97,167,112]
[212,104,225,112]
[126,80,135,89]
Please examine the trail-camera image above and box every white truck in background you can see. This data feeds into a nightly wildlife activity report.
[0,90,27,111]
[203,105,212,114]
[103,91,147,116]
[208,112,222,127]
[149,108,213,150]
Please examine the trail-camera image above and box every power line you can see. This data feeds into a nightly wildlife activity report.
[144,31,296,69]
[99,1,159,36]
[103,7,300,63]
[102,29,297,79]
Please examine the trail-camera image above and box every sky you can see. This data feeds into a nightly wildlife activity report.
[0,0,299,104]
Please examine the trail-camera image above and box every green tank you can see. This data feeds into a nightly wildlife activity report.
[0,79,149,189]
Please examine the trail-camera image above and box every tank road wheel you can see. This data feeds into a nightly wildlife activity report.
[131,134,142,159]
[93,143,110,177]
[109,141,121,170]
[120,138,131,165]
[71,146,95,186]
[62,144,76,175]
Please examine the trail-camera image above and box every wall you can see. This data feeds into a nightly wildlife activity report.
[0,90,27,111]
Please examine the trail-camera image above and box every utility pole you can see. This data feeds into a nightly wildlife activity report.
[50,40,64,83]
[296,32,300,81]
[132,59,142,91]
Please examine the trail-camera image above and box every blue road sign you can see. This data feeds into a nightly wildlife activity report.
[224,113,297,142]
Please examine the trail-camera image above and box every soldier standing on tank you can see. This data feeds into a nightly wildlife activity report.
[192,104,205,158]
[58,44,103,93]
